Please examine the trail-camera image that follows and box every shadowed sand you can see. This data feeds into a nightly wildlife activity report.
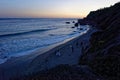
[0,26,97,80]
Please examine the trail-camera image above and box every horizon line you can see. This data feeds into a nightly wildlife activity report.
[0,17,83,19]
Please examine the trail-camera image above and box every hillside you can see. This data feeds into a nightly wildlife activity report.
[79,2,120,80]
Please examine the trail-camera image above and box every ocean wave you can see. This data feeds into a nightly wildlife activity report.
[0,28,54,37]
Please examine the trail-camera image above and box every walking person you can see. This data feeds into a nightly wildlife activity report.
[81,42,83,46]
[70,45,74,53]
[56,50,61,56]
[76,42,79,48]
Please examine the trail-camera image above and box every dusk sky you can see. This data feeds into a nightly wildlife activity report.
[0,0,119,18]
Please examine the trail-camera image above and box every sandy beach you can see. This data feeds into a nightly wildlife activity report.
[0,26,97,80]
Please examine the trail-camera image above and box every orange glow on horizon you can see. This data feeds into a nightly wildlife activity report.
[17,9,89,18]
[0,0,119,18]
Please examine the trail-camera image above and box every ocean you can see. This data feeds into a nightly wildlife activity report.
[0,18,89,64]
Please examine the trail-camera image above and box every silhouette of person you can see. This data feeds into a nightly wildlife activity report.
[70,45,74,53]
[76,42,79,48]
[56,50,61,56]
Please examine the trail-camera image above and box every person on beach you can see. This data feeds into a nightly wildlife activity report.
[81,42,83,46]
[76,42,79,48]
[70,45,74,53]
[56,50,61,56]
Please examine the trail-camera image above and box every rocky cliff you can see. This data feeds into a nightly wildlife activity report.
[79,2,120,80]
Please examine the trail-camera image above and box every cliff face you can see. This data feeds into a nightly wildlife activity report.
[79,2,120,79]
[79,2,120,29]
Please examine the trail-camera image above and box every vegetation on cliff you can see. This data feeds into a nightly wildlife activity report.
[79,2,120,80]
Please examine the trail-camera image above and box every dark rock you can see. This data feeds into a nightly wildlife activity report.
[72,21,75,23]
[65,22,70,24]
[74,23,78,27]
[71,26,75,28]
[80,28,83,30]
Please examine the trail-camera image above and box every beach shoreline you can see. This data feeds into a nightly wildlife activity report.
[0,25,97,80]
